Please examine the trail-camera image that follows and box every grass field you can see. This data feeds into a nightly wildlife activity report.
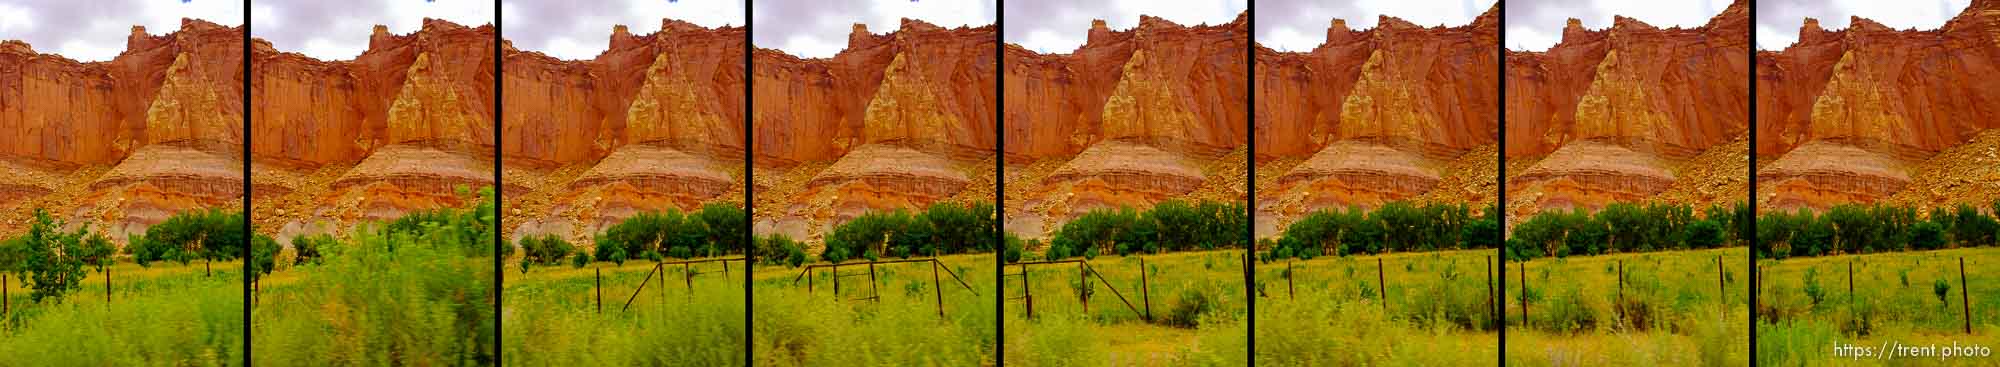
[500,256,747,366]
[752,253,996,366]
[0,260,244,365]
[1254,249,1499,366]
[249,229,494,366]
[1505,247,1749,366]
[1003,250,1249,366]
[1758,247,2000,366]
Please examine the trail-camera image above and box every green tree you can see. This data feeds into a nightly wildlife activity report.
[1684,220,1725,249]
[250,234,280,282]
[1910,221,1947,250]
[17,209,89,302]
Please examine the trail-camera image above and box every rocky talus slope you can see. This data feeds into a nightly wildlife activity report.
[500,20,745,244]
[1504,0,1751,227]
[752,19,996,247]
[250,19,495,244]
[1251,5,1500,238]
[1003,13,1249,240]
[1756,0,2000,213]
[0,19,244,243]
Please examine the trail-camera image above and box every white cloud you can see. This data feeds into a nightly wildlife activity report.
[3,0,242,62]
[755,0,995,58]
[1756,0,1970,50]
[252,0,493,61]
[1004,0,1243,54]
[501,0,745,60]
[1506,0,1734,51]
[1256,0,1494,52]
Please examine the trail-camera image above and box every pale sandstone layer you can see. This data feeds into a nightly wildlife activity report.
[1756,0,2000,212]
[753,20,996,246]
[0,19,245,243]
[1504,0,1751,227]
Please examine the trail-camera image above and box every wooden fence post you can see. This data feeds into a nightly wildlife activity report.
[834,265,842,297]
[807,267,814,294]
[1378,258,1387,311]
[1287,261,1295,300]
[1716,256,1724,303]
[1519,261,1529,328]
[595,267,602,314]
[1486,256,1495,323]
[868,262,879,303]
[1022,263,1033,319]
[1078,262,1088,314]
[932,261,944,318]
[1140,257,1152,321]
[1849,260,1855,304]
[106,266,112,305]
[1617,260,1623,322]
[683,262,692,302]
[1962,257,1971,335]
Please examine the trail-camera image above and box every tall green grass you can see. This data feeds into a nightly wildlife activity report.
[500,260,746,365]
[250,228,494,365]
[752,254,996,366]
[1758,247,2000,366]
[0,261,243,365]
[1505,247,1749,365]
[1005,250,1249,366]
[1254,249,1498,366]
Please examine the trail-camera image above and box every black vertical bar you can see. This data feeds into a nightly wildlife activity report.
[742,2,755,366]
[993,3,1008,365]
[1962,258,1971,334]
[1495,1,1510,361]
[1244,1,1257,363]
[490,0,505,364]
[1747,0,1761,358]
[240,0,254,363]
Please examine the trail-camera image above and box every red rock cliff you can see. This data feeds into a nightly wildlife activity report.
[1756,0,2000,212]
[501,20,746,244]
[251,19,496,242]
[0,19,244,242]
[1503,0,1750,226]
[753,19,996,246]
[1003,13,1248,240]
[1251,6,1500,237]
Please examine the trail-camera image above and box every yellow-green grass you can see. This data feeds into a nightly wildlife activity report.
[1503,247,1749,366]
[1758,247,2000,366]
[0,260,245,365]
[500,256,746,366]
[1004,250,1250,366]
[753,253,997,366]
[250,231,494,366]
[1255,249,1500,366]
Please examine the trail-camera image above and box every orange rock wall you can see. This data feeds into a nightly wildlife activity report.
[1004,14,1248,159]
[754,20,996,166]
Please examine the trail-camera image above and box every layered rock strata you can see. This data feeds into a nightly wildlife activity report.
[1504,0,1751,225]
[753,19,996,246]
[1004,13,1249,240]
[1756,0,2000,212]
[0,19,244,243]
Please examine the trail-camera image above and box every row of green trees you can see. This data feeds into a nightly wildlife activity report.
[0,210,115,302]
[1019,199,1248,262]
[1262,202,1500,262]
[1507,202,1751,261]
[509,202,748,271]
[818,201,996,263]
[1757,201,2000,259]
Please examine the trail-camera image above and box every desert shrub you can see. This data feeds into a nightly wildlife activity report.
[290,234,335,266]
[519,234,575,267]
[1162,287,1217,329]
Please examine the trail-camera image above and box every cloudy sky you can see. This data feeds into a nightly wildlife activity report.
[503,0,743,60]
[1004,0,1245,54]
[252,0,493,61]
[1757,0,1971,50]
[1505,0,1735,51]
[753,0,994,58]
[0,0,242,62]
[1255,0,1495,52]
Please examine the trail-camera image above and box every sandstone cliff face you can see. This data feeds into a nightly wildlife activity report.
[753,19,995,246]
[0,19,245,242]
[1504,0,1750,226]
[501,20,746,244]
[1756,0,2000,212]
[1003,13,1247,240]
[251,19,495,243]
[1251,6,1500,237]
